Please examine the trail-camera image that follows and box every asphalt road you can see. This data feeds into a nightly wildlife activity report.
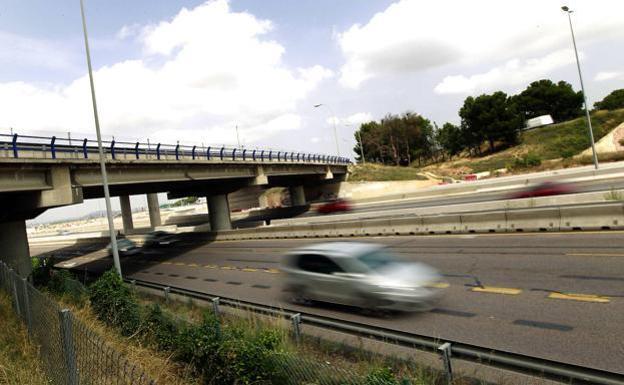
[36,231,624,375]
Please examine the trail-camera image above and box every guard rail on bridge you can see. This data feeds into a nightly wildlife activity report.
[0,132,350,164]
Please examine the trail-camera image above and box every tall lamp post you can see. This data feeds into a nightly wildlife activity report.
[562,5,598,169]
[79,0,122,276]
[313,103,340,156]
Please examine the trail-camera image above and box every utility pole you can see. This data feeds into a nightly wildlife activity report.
[79,0,122,276]
[562,5,598,169]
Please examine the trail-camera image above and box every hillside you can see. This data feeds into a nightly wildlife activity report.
[423,108,624,178]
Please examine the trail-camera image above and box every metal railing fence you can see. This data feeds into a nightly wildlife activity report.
[0,262,155,385]
[0,132,351,165]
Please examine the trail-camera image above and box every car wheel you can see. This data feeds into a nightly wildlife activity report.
[290,286,312,306]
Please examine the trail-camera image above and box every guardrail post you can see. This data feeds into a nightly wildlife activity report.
[134,142,139,159]
[290,313,301,343]
[290,152,294,162]
[252,149,256,161]
[11,134,18,158]
[206,146,211,160]
[156,143,161,160]
[212,297,220,317]
[130,279,136,292]
[191,145,196,160]
[269,151,273,161]
[242,149,247,161]
[58,309,79,385]
[232,148,237,160]
[110,140,116,160]
[164,286,170,303]
[21,278,32,334]
[297,153,300,162]
[220,147,225,160]
[260,150,265,161]
[175,143,180,160]
[50,136,57,159]
[277,151,281,161]
[438,342,453,385]
[83,138,89,159]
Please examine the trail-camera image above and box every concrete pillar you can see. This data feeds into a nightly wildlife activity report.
[207,194,232,231]
[146,193,161,228]
[119,195,134,234]
[289,185,306,206]
[0,220,31,278]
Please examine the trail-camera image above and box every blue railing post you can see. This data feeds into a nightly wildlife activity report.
[297,153,300,162]
[252,149,256,161]
[11,134,18,158]
[269,151,273,161]
[83,138,88,159]
[260,150,265,161]
[232,148,237,160]
[290,152,294,162]
[175,143,180,160]
[242,149,247,161]
[134,142,140,159]
[220,146,225,160]
[277,151,281,161]
[50,136,56,159]
[207,146,211,160]
[192,145,196,160]
[156,143,161,160]
[110,140,116,160]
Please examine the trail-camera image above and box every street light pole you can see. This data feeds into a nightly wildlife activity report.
[562,6,598,169]
[313,103,340,156]
[79,0,122,276]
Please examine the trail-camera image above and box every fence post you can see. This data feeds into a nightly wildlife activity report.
[290,313,301,343]
[58,309,79,385]
[11,272,21,318]
[21,278,32,334]
[438,342,453,385]
[212,297,220,317]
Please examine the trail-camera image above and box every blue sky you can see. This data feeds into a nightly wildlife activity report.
[2,0,624,223]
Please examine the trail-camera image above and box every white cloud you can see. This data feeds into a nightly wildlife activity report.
[0,0,332,145]
[337,0,624,89]
[595,71,624,82]
[434,49,577,95]
[326,112,373,127]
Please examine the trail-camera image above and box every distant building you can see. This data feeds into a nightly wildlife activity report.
[524,114,554,130]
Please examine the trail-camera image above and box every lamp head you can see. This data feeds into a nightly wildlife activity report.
[561,5,570,12]
[313,103,323,108]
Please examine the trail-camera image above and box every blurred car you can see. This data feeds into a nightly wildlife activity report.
[280,242,445,312]
[143,230,180,248]
[507,181,575,199]
[108,238,140,257]
[316,198,352,214]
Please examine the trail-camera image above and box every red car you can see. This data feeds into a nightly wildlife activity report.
[316,199,352,214]
[508,182,575,199]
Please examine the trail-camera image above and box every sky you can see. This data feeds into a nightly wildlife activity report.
[2,0,624,223]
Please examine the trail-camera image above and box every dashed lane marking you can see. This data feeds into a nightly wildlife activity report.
[548,292,610,303]
[471,286,522,295]
[426,282,450,289]
[242,268,258,272]
[566,253,624,258]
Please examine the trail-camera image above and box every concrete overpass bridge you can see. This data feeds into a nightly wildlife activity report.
[0,132,349,277]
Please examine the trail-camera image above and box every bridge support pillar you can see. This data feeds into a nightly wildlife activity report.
[0,220,31,279]
[146,193,161,228]
[289,185,306,206]
[207,194,232,231]
[119,195,134,234]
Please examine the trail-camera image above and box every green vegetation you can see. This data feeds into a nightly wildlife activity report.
[604,188,624,201]
[0,292,49,385]
[512,79,583,122]
[594,89,624,111]
[349,163,429,182]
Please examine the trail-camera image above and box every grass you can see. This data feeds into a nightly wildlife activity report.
[0,292,49,385]
[349,163,429,182]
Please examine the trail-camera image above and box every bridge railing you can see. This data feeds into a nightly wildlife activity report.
[0,132,350,165]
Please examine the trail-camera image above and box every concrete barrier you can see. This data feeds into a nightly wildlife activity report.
[505,207,560,232]
[460,211,507,233]
[560,203,624,230]
[389,217,424,235]
[422,214,462,234]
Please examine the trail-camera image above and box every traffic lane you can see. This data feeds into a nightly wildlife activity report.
[129,232,624,296]
[296,178,624,220]
[126,261,624,374]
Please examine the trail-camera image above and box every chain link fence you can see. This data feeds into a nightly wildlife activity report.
[0,262,155,385]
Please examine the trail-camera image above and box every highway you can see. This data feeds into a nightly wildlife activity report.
[35,231,624,375]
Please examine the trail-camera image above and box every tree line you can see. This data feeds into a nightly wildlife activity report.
[354,80,624,165]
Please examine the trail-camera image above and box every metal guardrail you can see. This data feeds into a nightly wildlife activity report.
[126,278,624,385]
[0,132,351,165]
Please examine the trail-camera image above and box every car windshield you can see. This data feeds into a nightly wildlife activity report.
[357,250,400,271]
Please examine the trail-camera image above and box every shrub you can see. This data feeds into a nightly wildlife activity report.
[509,152,542,170]
[31,257,51,287]
[47,269,87,305]
[175,311,221,372]
[88,270,141,336]
[143,304,179,351]
[364,367,398,385]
